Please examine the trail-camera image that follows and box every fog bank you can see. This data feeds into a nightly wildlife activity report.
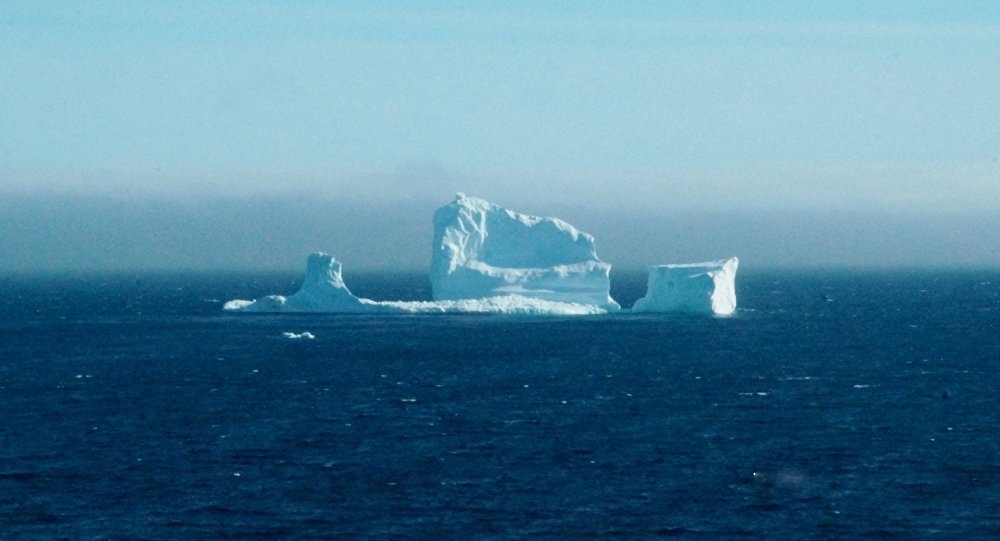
[2,194,997,272]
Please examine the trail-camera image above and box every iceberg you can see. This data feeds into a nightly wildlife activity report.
[631,257,739,316]
[430,194,620,311]
[223,195,739,316]
[223,253,377,313]
[224,251,613,315]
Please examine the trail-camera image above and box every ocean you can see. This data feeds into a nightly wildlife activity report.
[1,269,998,539]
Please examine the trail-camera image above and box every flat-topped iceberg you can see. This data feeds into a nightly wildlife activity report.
[431,194,619,311]
[632,257,739,315]
[224,195,740,316]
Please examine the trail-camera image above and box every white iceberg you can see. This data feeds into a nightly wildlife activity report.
[223,253,377,313]
[224,251,614,315]
[430,194,620,311]
[282,331,315,340]
[631,257,739,316]
[223,195,739,316]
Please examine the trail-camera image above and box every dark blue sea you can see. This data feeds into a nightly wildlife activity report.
[1,269,998,539]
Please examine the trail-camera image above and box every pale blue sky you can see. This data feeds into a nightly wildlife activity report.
[2,1,999,212]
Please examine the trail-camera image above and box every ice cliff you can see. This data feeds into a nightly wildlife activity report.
[224,195,739,316]
[430,194,620,311]
[632,258,739,316]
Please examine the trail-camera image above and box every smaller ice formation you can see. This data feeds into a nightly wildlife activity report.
[631,257,738,315]
[223,253,376,313]
[282,331,315,340]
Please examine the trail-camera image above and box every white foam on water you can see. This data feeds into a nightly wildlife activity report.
[282,331,315,340]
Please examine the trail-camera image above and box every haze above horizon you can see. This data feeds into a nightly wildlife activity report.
[2,2,998,270]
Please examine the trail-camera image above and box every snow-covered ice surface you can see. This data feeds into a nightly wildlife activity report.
[224,195,738,316]
[378,296,609,315]
[430,194,620,311]
[223,253,377,313]
[632,257,739,316]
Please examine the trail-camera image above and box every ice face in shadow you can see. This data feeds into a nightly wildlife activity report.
[430,194,620,311]
[631,258,739,315]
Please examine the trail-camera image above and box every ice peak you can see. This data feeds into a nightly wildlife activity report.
[229,251,372,313]
[305,252,346,289]
[447,192,492,213]
[430,195,619,309]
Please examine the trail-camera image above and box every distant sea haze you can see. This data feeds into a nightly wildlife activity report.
[1,193,998,272]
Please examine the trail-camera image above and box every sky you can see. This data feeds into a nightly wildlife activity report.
[1,2,999,270]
